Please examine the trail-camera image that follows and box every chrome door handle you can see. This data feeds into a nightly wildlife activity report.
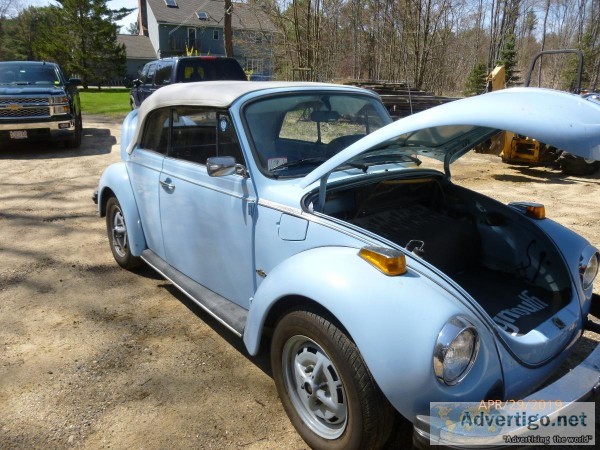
[160,179,175,190]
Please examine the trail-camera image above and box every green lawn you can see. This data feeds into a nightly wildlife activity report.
[79,88,131,117]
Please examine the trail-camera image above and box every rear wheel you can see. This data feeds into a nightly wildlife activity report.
[106,197,142,269]
[271,309,394,450]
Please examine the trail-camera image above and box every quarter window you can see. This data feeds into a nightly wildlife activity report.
[139,108,171,155]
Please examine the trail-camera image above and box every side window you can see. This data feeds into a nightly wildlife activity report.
[154,62,173,86]
[139,108,170,154]
[168,107,244,166]
[145,63,156,85]
[139,64,150,83]
[169,108,217,164]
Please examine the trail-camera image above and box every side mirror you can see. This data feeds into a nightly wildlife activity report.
[133,79,142,88]
[68,78,82,86]
[207,156,248,178]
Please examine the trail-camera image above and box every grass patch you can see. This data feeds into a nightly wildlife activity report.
[79,88,131,117]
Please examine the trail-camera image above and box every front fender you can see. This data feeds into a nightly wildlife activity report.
[244,246,502,420]
[97,162,146,257]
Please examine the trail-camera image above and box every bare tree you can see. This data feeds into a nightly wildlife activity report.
[1,0,19,17]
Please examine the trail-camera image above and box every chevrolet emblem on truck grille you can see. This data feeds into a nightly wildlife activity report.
[8,103,23,110]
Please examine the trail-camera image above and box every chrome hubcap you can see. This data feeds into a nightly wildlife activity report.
[111,207,128,257]
[282,335,347,439]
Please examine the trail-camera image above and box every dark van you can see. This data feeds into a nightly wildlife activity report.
[130,56,247,109]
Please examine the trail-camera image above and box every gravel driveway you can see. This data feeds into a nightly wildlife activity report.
[1,114,598,449]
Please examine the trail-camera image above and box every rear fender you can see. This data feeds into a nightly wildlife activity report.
[97,162,146,257]
[244,246,501,419]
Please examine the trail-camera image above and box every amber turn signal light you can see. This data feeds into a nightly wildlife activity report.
[525,204,545,219]
[358,247,407,276]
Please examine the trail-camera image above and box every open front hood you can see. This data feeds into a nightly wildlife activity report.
[299,87,600,188]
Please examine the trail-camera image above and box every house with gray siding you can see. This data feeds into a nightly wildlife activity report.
[116,34,158,81]
[124,0,276,80]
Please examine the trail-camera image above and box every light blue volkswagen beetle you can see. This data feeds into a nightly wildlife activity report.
[95,81,600,449]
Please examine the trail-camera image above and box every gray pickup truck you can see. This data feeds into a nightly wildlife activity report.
[0,61,82,148]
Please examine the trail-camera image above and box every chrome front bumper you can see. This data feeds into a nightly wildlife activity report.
[0,119,75,131]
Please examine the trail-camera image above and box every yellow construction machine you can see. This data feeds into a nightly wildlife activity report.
[482,49,600,175]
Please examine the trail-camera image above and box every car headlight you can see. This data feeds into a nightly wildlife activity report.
[51,95,68,105]
[580,251,599,290]
[433,316,479,386]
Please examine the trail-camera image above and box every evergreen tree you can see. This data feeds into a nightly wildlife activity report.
[51,0,133,87]
[497,33,519,87]
[463,62,488,96]
[0,6,59,62]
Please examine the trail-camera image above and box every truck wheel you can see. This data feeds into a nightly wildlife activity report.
[557,152,600,175]
[64,114,82,148]
[271,309,393,450]
[106,197,142,269]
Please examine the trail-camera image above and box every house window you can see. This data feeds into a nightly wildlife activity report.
[164,0,178,7]
[187,28,197,50]
[213,30,219,40]
[246,59,264,74]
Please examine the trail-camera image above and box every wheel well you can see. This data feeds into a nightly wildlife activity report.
[99,188,116,217]
[262,295,351,341]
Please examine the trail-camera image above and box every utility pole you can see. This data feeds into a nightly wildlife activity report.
[224,0,233,57]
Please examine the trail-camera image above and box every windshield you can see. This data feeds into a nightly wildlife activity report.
[0,63,60,86]
[243,92,392,177]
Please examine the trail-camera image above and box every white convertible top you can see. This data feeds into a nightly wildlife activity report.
[138,80,364,116]
[127,80,374,155]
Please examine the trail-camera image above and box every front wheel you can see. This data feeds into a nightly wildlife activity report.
[64,113,82,148]
[271,309,394,450]
[105,197,142,269]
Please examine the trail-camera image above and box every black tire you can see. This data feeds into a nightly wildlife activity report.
[64,113,82,148]
[557,152,600,175]
[105,197,142,269]
[271,309,394,450]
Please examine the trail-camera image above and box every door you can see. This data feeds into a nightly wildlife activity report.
[159,107,256,308]
[127,107,170,259]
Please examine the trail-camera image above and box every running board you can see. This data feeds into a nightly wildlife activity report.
[141,249,247,337]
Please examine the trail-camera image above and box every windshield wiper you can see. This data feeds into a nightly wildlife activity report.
[355,154,422,166]
[271,157,327,172]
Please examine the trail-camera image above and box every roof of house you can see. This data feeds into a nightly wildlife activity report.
[117,34,157,59]
[146,0,277,33]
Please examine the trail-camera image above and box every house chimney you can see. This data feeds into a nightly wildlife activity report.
[138,0,149,36]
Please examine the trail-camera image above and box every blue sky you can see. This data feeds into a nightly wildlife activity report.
[21,0,139,33]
